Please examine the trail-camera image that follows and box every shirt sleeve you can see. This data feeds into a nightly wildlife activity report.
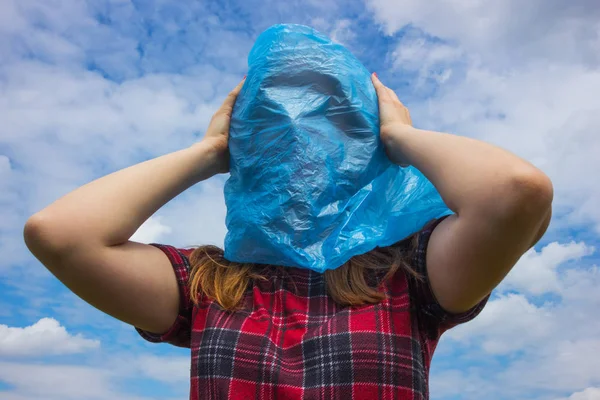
[135,244,194,348]
[407,216,489,336]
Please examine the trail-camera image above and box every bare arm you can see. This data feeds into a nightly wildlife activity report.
[372,73,553,313]
[24,79,245,333]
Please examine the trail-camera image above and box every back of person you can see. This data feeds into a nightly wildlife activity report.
[24,74,552,399]
[138,220,487,400]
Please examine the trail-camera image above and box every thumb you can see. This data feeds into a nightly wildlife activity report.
[220,77,247,113]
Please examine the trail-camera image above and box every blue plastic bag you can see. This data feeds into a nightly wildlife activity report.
[224,24,450,272]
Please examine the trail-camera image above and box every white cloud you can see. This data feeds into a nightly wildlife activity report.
[0,155,11,174]
[0,359,170,400]
[0,362,115,399]
[161,177,229,248]
[0,318,99,357]
[135,355,189,384]
[0,349,190,399]
[309,18,357,47]
[417,62,600,231]
[501,338,600,393]
[329,19,356,45]
[367,1,600,234]
[366,0,600,67]
[561,387,600,400]
[131,216,173,244]
[446,293,555,354]
[431,337,600,399]
[560,266,600,306]
[0,13,241,270]
[0,0,251,270]
[499,241,595,295]
[437,265,600,398]
[434,237,599,398]
[430,368,493,400]
[446,242,596,353]
[390,33,463,86]
[1,1,600,400]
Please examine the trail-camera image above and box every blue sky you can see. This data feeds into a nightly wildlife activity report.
[1,0,600,399]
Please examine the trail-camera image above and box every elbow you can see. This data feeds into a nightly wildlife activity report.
[465,166,553,224]
[511,167,553,212]
[24,212,76,260]
[24,213,55,257]
[493,166,553,222]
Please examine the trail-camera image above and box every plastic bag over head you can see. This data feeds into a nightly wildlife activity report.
[224,24,450,272]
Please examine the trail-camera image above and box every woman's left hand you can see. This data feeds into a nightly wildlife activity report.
[199,77,246,173]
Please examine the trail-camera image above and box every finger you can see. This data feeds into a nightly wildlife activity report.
[371,73,392,102]
[386,87,403,105]
[220,77,247,111]
[405,108,413,126]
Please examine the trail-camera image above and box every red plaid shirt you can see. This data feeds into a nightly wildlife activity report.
[136,219,487,399]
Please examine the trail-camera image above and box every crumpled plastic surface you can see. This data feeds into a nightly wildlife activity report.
[224,24,451,272]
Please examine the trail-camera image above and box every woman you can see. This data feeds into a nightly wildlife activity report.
[24,73,553,400]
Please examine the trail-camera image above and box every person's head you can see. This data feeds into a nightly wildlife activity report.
[188,228,425,310]
[224,24,390,272]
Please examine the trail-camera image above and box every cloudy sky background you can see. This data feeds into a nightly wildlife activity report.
[1,0,599,399]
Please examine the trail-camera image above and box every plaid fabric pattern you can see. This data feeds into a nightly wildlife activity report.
[136,219,488,399]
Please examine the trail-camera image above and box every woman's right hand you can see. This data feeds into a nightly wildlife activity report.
[371,73,413,166]
[197,77,246,174]
[23,80,249,336]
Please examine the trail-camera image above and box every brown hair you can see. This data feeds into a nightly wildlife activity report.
[189,232,422,310]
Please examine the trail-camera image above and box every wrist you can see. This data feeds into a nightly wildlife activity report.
[381,123,416,141]
[381,124,418,167]
[187,141,228,180]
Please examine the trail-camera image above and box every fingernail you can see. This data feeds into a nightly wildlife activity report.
[373,72,378,78]
[243,75,247,79]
